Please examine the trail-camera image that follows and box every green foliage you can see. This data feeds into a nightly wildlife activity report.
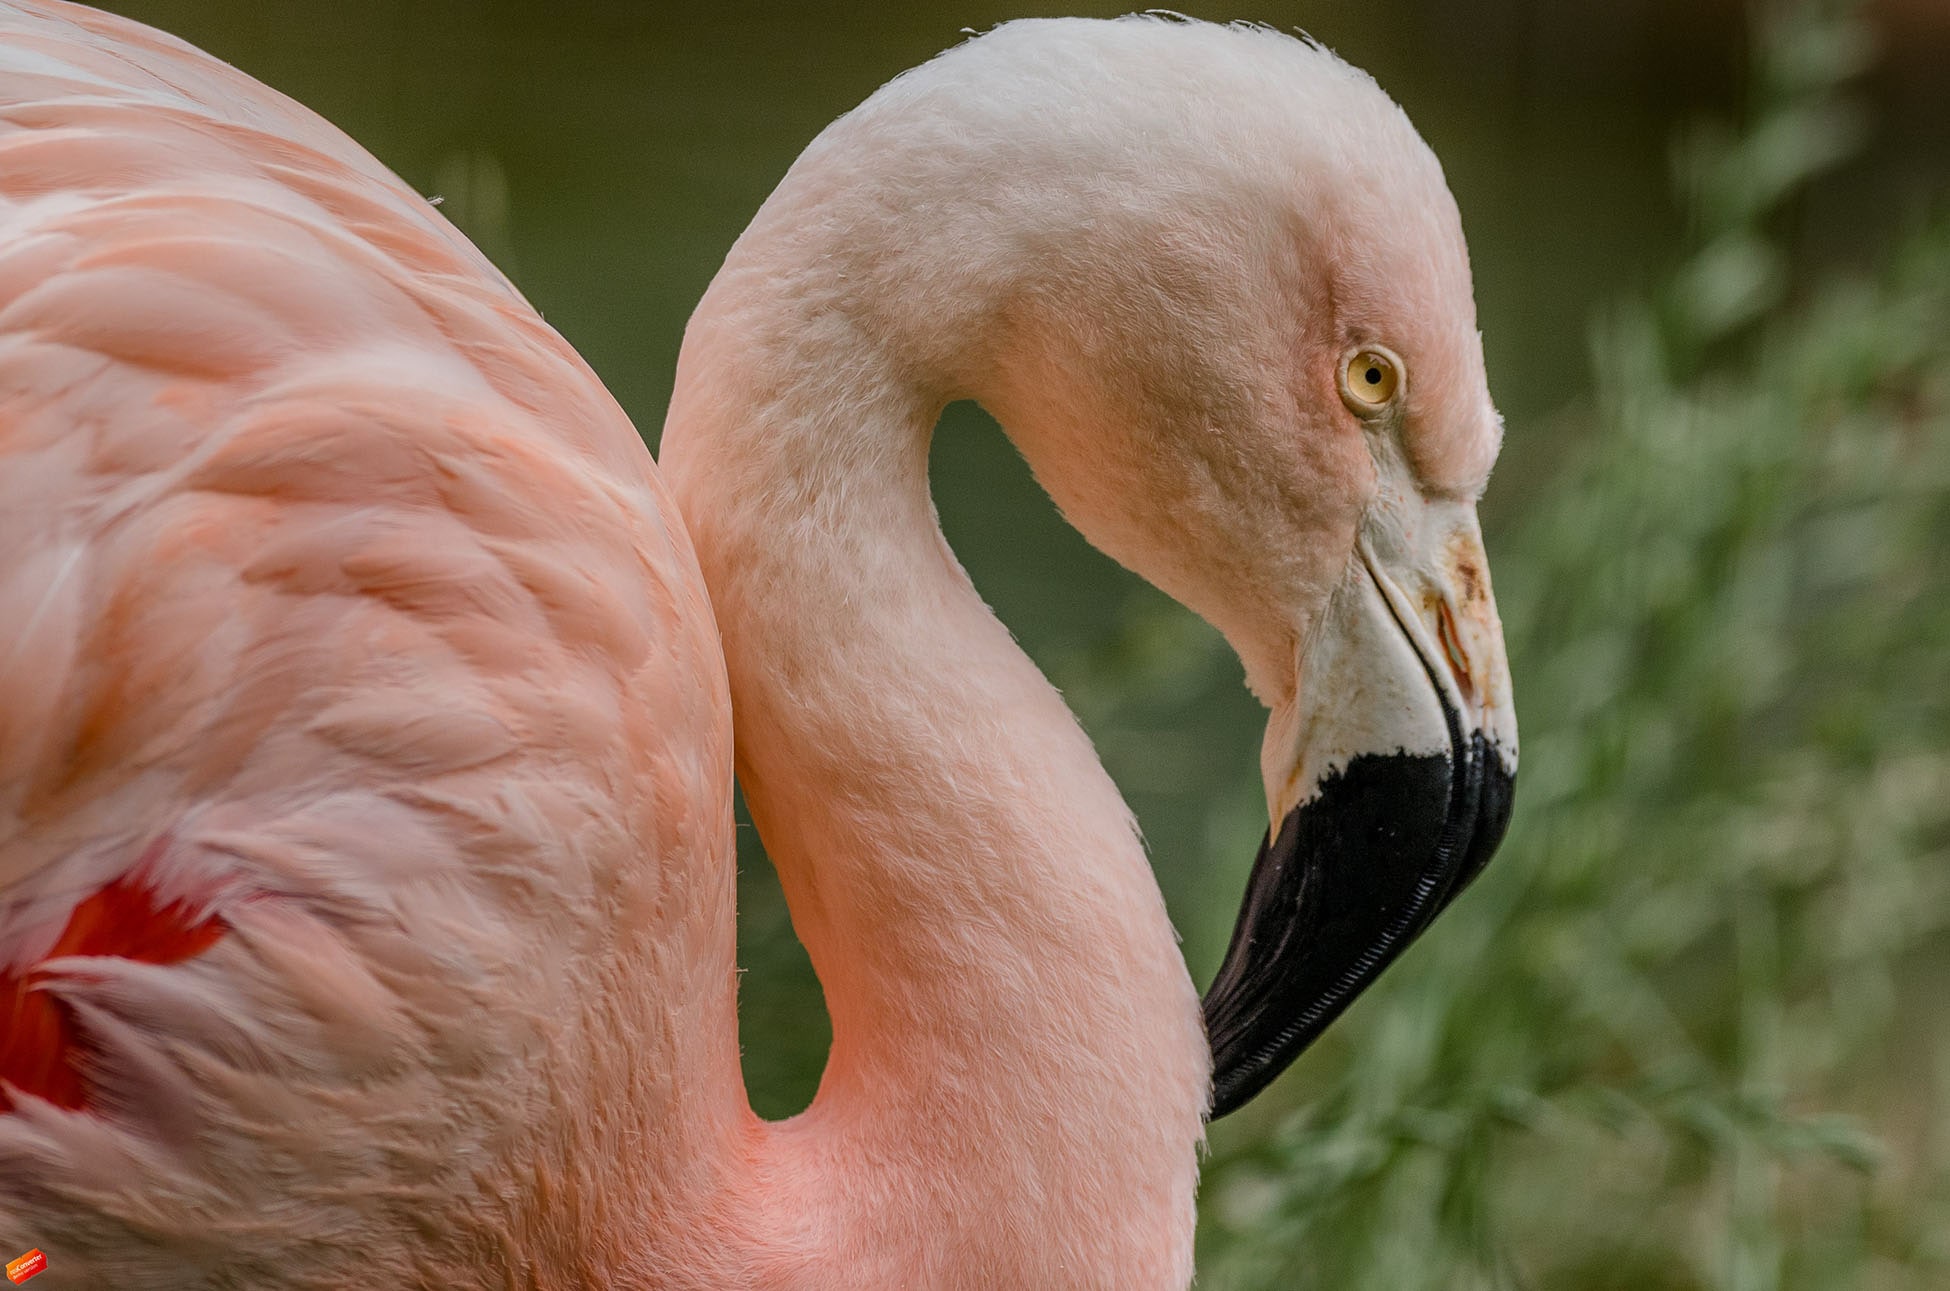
[1191,2,1950,1285]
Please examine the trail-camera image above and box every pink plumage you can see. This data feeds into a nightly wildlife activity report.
[1,1,741,1284]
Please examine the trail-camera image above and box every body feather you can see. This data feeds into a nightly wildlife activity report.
[0,3,737,1284]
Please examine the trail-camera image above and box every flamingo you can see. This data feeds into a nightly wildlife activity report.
[0,2,1517,1287]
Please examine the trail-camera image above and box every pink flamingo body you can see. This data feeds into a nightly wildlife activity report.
[0,3,1517,1287]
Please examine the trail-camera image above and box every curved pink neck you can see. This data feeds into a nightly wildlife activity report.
[657,249,1207,1286]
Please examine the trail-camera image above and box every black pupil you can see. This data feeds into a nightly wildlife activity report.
[1364,367,1381,385]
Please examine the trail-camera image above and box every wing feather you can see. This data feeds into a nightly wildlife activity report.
[0,3,734,1285]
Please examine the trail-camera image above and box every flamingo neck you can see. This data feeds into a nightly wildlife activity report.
[657,219,1207,1286]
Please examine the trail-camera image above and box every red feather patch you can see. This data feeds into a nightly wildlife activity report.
[0,849,225,1113]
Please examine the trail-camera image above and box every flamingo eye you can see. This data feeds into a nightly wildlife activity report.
[1341,348,1402,414]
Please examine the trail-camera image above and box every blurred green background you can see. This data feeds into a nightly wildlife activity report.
[96,0,1950,1285]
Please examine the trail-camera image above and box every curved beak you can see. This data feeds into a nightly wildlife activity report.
[1202,498,1517,1119]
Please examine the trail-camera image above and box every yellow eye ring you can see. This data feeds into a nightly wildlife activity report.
[1340,347,1403,414]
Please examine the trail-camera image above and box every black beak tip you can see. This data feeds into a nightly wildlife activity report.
[1202,734,1515,1121]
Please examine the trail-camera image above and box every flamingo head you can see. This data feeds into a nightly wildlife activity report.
[734,15,1520,1118]
[921,19,1521,1117]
